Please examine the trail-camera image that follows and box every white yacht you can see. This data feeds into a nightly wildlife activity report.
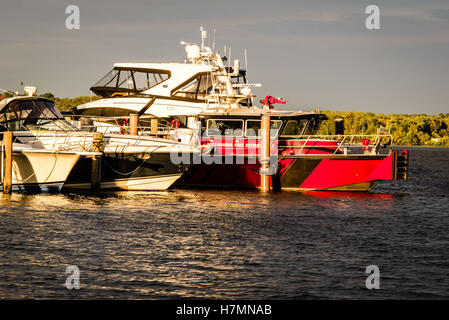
[74,27,257,120]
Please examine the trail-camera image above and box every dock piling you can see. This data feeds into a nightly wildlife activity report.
[129,114,139,136]
[2,132,12,194]
[91,132,104,192]
[151,118,159,135]
[260,114,271,192]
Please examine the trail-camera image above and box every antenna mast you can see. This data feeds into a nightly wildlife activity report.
[244,48,248,83]
[200,26,207,48]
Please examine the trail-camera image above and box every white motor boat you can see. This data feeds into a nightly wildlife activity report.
[0,95,197,191]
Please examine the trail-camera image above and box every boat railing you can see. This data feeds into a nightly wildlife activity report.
[63,114,198,146]
[278,134,394,155]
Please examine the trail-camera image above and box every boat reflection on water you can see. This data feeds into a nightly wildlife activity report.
[300,190,399,211]
[301,190,395,200]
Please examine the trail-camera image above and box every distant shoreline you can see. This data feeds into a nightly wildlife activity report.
[394,145,449,148]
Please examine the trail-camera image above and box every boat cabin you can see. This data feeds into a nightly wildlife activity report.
[0,96,75,132]
[196,111,328,139]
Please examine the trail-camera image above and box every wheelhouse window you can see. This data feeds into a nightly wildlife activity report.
[280,119,308,136]
[304,117,321,135]
[279,118,322,136]
[206,119,244,137]
[90,67,170,98]
[245,120,282,137]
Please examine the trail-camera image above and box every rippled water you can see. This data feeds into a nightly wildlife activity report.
[1,147,448,299]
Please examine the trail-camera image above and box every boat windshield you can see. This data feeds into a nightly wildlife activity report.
[0,98,78,132]
[90,67,170,98]
[280,118,322,136]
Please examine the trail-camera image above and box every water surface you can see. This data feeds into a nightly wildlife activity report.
[1,147,448,299]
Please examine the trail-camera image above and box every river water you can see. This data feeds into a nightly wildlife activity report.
[0,147,448,299]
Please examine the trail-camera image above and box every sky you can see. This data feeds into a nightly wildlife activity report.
[0,0,448,114]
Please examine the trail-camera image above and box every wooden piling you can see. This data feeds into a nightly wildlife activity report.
[91,132,104,192]
[2,132,13,194]
[151,118,159,135]
[260,114,271,192]
[129,114,139,136]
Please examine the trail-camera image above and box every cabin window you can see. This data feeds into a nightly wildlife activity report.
[174,73,213,100]
[245,120,282,137]
[280,119,308,136]
[174,77,200,99]
[303,118,321,135]
[115,70,169,90]
[197,74,213,100]
[91,67,170,97]
[206,119,244,137]
[132,71,168,90]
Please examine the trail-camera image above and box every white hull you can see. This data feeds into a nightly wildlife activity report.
[1,149,81,192]
[63,173,182,191]
[76,97,209,118]
[13,131,194,154]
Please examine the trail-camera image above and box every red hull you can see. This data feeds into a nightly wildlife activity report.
[173,150,408,191]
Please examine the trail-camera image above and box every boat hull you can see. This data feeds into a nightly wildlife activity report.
[63,152,189,191]
[1,151,81,193]
[173,151,405,192]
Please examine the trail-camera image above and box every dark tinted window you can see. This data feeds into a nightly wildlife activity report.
[206,119,244,136]
[281,120,308,136]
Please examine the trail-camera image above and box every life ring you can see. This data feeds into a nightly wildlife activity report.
[119,118,128,135]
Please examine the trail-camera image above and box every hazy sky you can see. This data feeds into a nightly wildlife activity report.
[1,0,448,114]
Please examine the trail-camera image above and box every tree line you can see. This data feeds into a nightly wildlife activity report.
[317,110,449,147]
[1,92,448,146]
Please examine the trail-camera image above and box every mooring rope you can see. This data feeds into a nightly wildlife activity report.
[100,146,165,176]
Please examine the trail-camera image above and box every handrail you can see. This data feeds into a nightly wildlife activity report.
[277,134,393,155]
